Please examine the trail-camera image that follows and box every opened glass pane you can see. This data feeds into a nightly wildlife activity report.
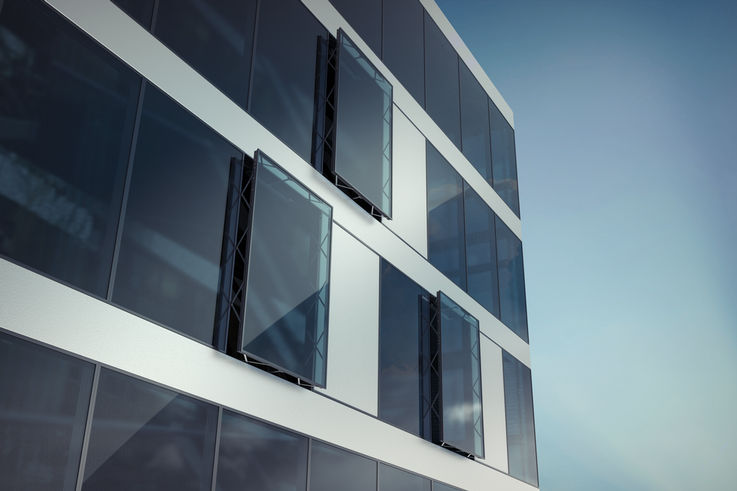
[334,32,392,217]
[489,101,520,216]
[495,217,528,342]
[0,0,140,297]
[426,143,466,290]
[460,62,492,182]
[154,0,257,109]
[250,0,327,163]
[216,410,308,491]
[437,292,484,458]
[502,352,538,487]
[112,0,154,28]
[382,0,425,106]
[82,369,218,491]
[0,332,94,491]
[328,0,381,55]
[379,464,431,491]
[424,13,461,147]
[378,259,433,439]
[463,185,500,318]
[309,441,376,491]
[112,85,241,345]
[241,152,332,387]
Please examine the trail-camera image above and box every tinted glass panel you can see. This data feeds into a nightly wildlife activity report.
[250,0,327,163]
[309,441,376,491]
[112,0,154,28]
[426,143,466,290]
[154,0,256,110]
[328,0,381,55]
[378,260,432,438]
[437,293,484,458]
[334,32,392,217]
[379,464,431,491]
[459,62,492,181]
[112,85,239,344]
[0,0,140,297]
[463,185,500,317]
[489,101,520,215]
[424,13,461,147]
[495,217,528,342]
[503,352,538,487]
[432,483,461,491]
[216,410,308,491]
[241,152,332,386]
[82,369,218,491]
[382,0,425,106]
[0,332,93,491]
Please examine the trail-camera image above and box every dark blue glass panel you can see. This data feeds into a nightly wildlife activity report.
[328,0,381,55]
[112,85,241,344]
[424,13,461,147]
[382,0,425,106]
[463,185,500,318]
[502,352,538,487]
[459,62,492,181]
[216,410,308,491]
[154,0,257,110]
[309,441,376,491]
[426,143,466,290]
[437,293,484,458]
[241,152,332,387]
[495,217,528,342]
[250,0,327,163]
[378,259,432,438]
[112,0,155,28]
[489,101,520,216]
[0,0,140,297]
[82,369,218,491]
[379,464,431,491]
[0,332,94,491]
[334,32,392,217]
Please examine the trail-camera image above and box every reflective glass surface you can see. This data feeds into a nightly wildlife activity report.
[437,293,484,458]
[309,441,376,491]
[463,185,500,318]
[426,143,466,290]
[379,464,431,491]
[424,13,461,147]
[489,101,520,216]
[0,332,94,491]
[334,32,392,217]
[495,217,528,342]
[241,152,332,386]
[328,0,381,55]
[459,62,492,181]
[0,0,140,297]
[82,369,218,491]
[112,85,240,344]
[216,410,308,491]
[154,0,257,110]
[432,483,462,491]
[503,352,538,487]
[112,0,154,28]
[250,0,327,163]
[382,0,425,106]
[378,259,432,438]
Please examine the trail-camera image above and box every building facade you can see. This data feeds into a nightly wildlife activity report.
[0,0,538,490]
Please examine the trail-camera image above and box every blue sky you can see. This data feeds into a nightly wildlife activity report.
[437,0,737,489]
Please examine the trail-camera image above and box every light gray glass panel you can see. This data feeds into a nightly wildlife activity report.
[379,463,431,491]
[437,292,484,458]
[309,441,376,491]
[495,217,528,342]
[334,32,393,217]
[241,152,332,387]
[216,410,308,491]
[502,351,538,487]
[0,332,94,491]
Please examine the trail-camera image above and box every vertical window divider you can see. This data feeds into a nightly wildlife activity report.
[209,407,223,491]
[246,0,261,111]
[106,79,147,301]
[305,438,313,491]
[74,364,101,491]
[150,0,161,33]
